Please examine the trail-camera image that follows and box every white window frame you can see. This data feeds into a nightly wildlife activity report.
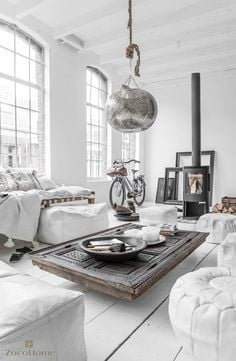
[0,19,45,171]
[86,66,108,180]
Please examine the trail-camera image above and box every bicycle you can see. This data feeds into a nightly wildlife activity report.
[107,159,146,208]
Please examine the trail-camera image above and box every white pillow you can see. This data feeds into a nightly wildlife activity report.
[37,176,57,190]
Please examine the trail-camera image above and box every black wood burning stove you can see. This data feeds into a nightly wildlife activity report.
[183,73,209,219]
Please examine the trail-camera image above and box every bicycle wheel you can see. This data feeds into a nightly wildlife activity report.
[109,177,126,208]
[133,177,146,206]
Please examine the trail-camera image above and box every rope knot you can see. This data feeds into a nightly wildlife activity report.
[125,43,140,77]
[126,44,135,59]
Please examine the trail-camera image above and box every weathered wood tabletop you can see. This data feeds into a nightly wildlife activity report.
[29,223,208,300]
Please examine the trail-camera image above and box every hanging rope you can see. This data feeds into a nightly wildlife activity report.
[126,0,141,77]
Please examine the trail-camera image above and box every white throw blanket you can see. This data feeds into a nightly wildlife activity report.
[0,185,93,243]
[0,190,43,242]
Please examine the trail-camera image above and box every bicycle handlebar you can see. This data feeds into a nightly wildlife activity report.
[124,159,141,164]
[112,159,140,166]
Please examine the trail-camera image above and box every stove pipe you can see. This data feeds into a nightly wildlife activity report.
[191,73,201,167]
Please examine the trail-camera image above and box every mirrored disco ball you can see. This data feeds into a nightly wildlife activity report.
[105,85,158,133]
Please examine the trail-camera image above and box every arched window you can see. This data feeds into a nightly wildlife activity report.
[0,19,45,171]
[86,66,108,179]
[122,133,140,176]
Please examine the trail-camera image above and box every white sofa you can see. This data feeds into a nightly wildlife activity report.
[0,261,87,361]
[0,168,95,247]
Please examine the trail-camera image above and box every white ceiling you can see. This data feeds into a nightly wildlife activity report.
[6,0,236,85]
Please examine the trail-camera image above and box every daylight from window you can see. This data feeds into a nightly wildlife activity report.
[86,66,108,179]
[122,133,140,176]
[0,20,45,171]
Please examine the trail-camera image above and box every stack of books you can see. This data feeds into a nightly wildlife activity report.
[160,224,178,236]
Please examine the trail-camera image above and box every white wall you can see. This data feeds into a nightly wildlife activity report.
[144,70,236,205]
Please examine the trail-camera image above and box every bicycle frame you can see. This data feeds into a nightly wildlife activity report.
[117,173,144,198]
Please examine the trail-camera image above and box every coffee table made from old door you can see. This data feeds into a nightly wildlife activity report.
[29,223,208,301]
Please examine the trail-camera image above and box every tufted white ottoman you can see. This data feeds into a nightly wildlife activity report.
[0,261,86,361]
[139,205,177,225]
[218,232,236,276]
[38,202,109,244]
[169,267,236,361]
[196,213,236,244]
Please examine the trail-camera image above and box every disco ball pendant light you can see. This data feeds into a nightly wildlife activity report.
[105,0,158,133]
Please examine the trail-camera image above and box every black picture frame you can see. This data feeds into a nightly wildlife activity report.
[156,177,175,203]
[175,150,215,205]
[163,167,183,205]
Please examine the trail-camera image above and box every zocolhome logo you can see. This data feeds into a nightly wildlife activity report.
[2,340,56,359]
[25,340,33,349]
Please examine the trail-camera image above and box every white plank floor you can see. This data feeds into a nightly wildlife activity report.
[0,208,218,361]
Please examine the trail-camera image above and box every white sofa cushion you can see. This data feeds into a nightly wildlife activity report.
[38,202,109,244]
[7,168,41,191]
[37,175,57,190]
[0,261,86,361]
[0,170,17,192]
[43,185,92,198]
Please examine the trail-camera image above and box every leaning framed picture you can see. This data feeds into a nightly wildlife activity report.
[156,177,175,203]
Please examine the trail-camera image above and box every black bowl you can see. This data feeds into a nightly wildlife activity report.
[80,236,146,262]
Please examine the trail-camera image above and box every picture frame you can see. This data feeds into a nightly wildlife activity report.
[175,150,215,205]
[163,167,183,205]
[156,177,175,203]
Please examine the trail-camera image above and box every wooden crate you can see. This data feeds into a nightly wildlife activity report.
[222,197,236,208]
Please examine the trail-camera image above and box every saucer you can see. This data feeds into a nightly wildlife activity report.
[146,235,166,247]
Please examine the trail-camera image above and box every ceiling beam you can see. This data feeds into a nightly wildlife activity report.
[60,35,84,51]
[53,0,148,40]
[140,49,236,78]
[100,18,236,64]
[141,55,236,84]
[14,0,46,19]
[118,39,236,74]
[84,0,236,50]
[145,69,236,89]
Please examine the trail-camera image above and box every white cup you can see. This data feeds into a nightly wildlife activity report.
[124,229,143,239]
[142,226,160,242]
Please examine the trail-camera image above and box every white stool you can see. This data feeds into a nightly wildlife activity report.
[0,261,86,361]
[196,213,236,244]
[218,232,236,275]
[169,267,236,361]
[38,202,109,244]
[139,205,177,225]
